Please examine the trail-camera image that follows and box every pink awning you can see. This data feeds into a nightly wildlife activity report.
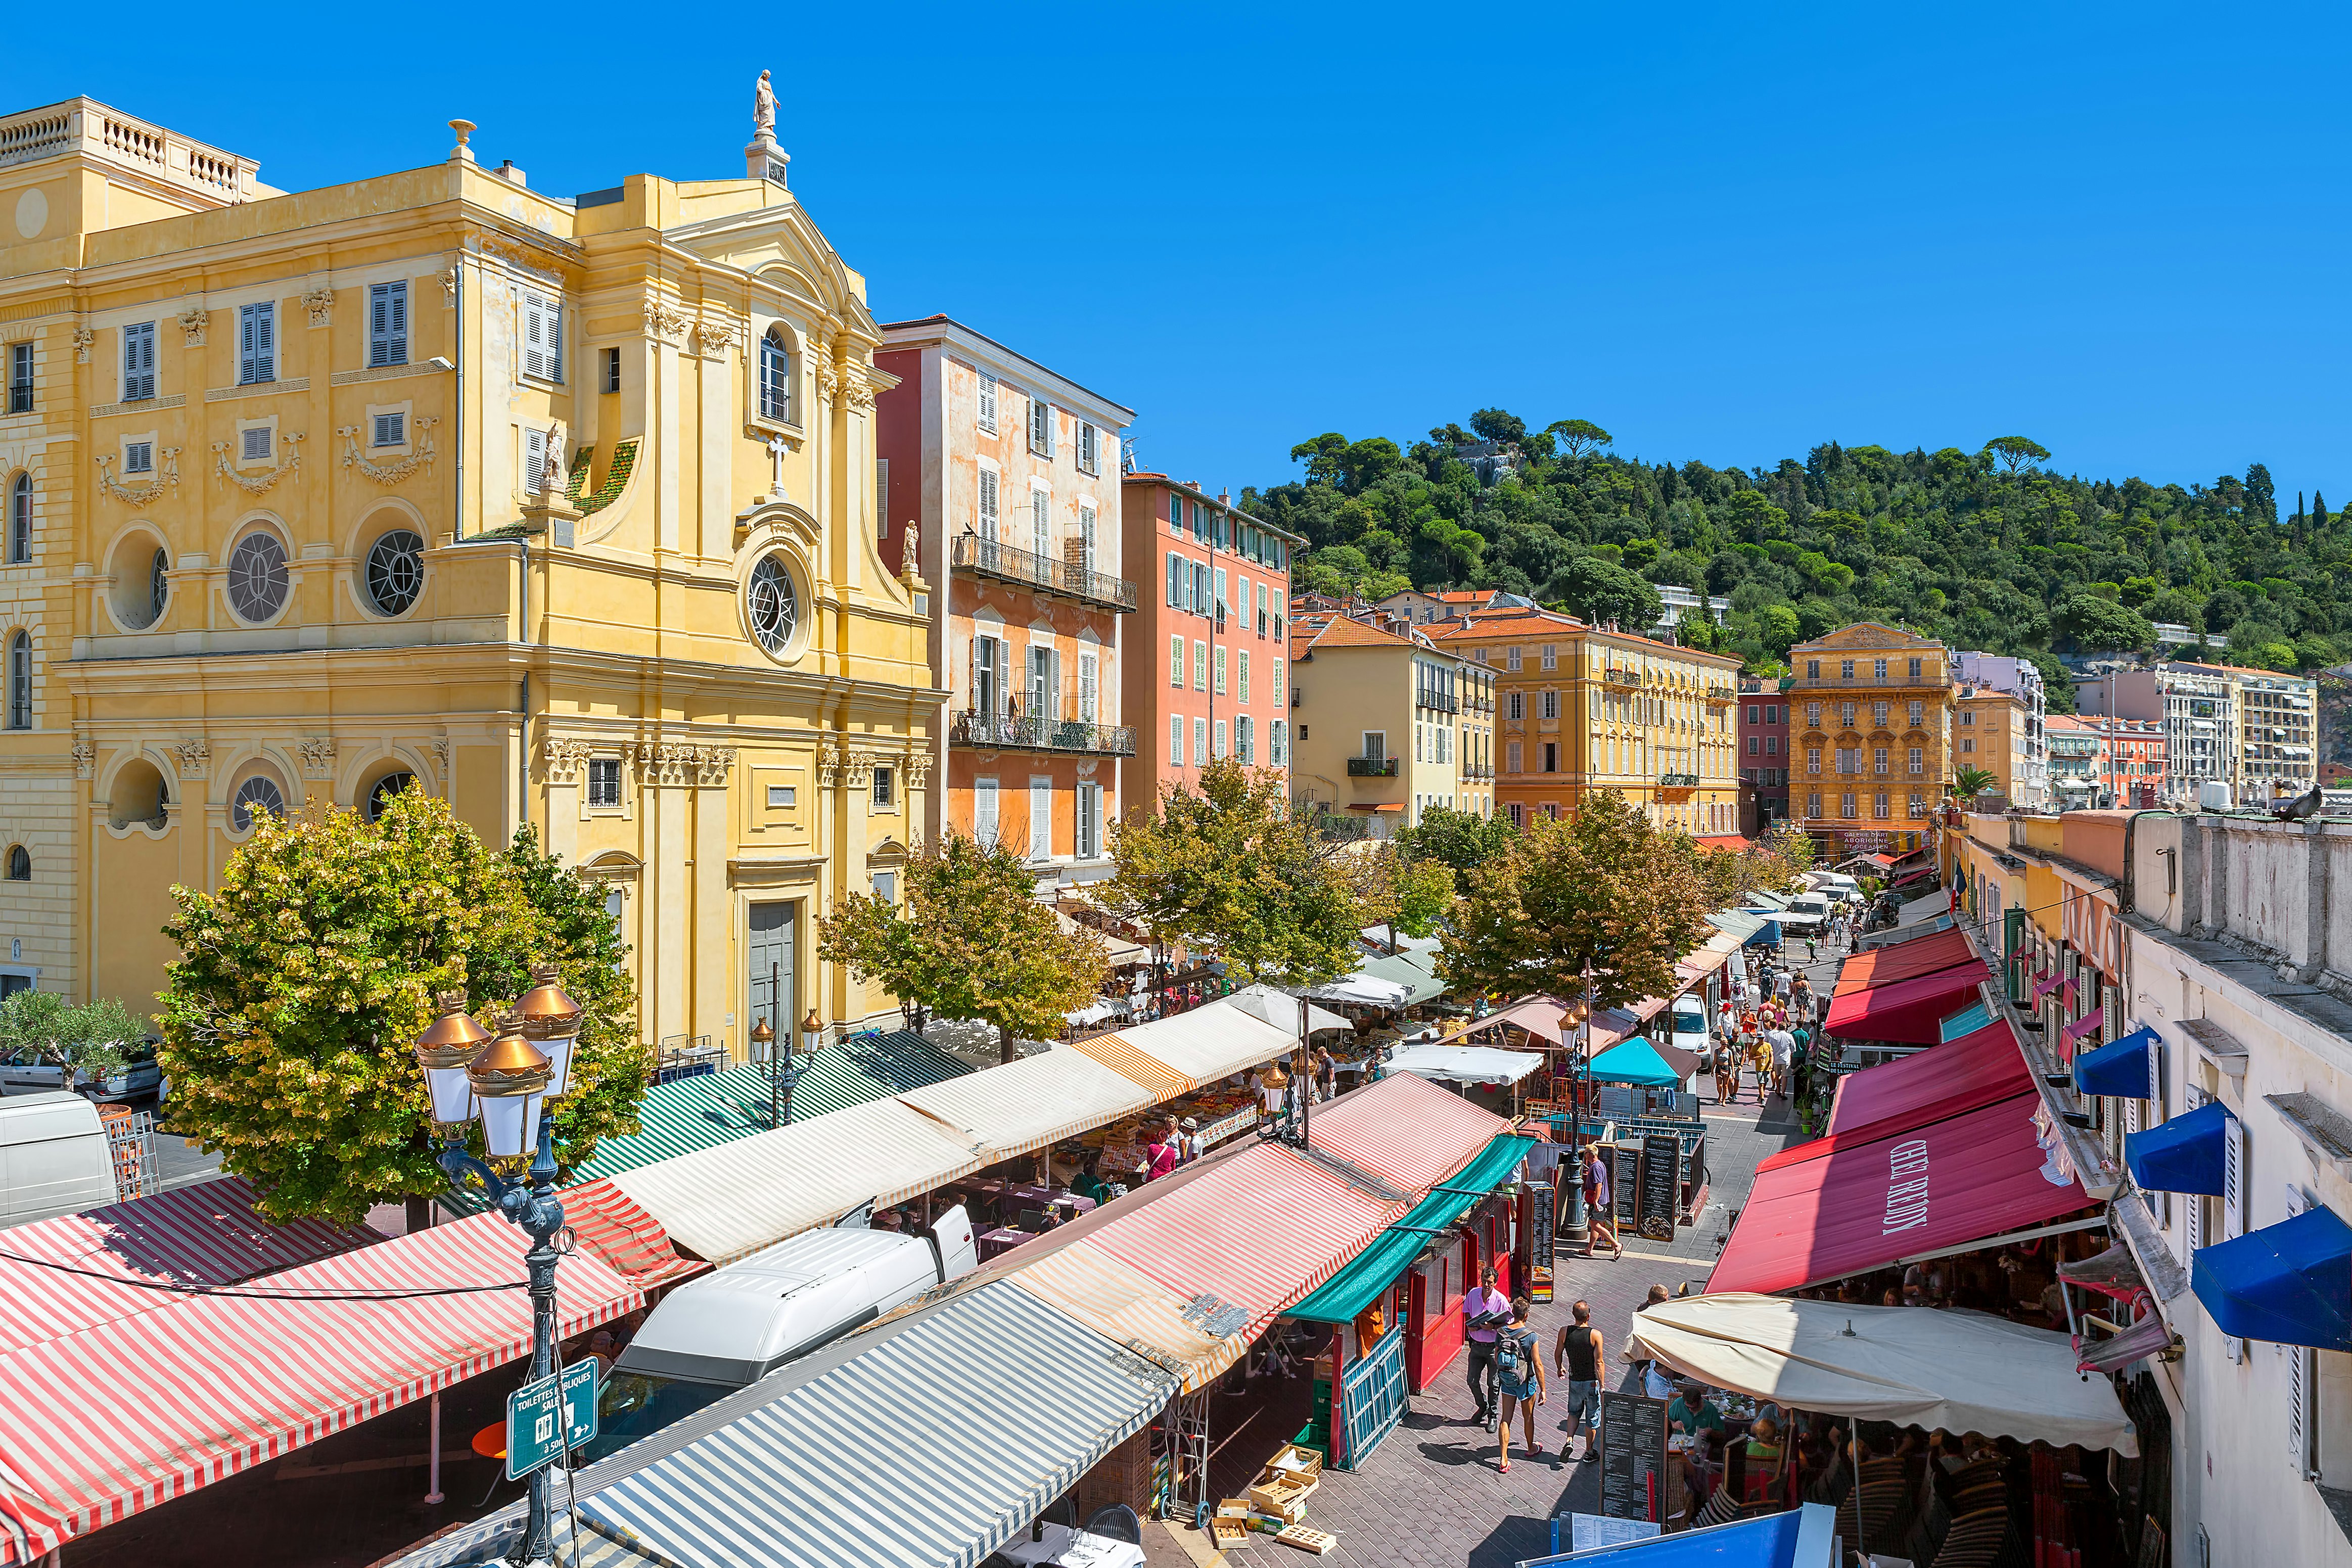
[1709,1091,2091,1295]
[2031,972,2065,1002]
[1824,1020,2033,1137]
[2062,1013,2105,1044]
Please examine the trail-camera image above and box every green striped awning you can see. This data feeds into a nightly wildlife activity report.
[1284,1134,1532,1324]
[563,1033,975,1187]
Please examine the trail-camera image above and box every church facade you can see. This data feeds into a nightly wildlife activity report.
[0,93,939,1051]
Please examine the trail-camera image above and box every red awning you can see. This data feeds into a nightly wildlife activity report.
[1308,1070,1515,1195]
[0,1176,381,1357]
[1822,966,1989,1043]
[1695,834,1749,850]
[1824,1021,2033,1136]
[1830,929,1979,995]
[1709,1091,2091,1295]
[0,1208,654,1562]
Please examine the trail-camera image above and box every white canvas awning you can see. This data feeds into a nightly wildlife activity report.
[1385,1043,1546,1087]
[896,1049,1155,1164]
[1304,972,1412,1006]
[1629,1293,2137,1455]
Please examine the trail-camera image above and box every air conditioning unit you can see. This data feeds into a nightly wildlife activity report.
[2197,780,2232,811]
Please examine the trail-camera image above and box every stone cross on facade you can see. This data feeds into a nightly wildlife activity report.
[766,435,790,499]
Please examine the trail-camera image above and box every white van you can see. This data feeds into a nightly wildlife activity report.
[1778,894,1831,933]
[1668,999,1712,1071]
[582,1205,979,1462]
[1809,872,1861,901]
[1,1091,121,1226]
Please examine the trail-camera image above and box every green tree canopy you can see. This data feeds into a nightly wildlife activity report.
[2052,591,2155,653]
[1436,792,1712,1013]
[1392,805,1518,893]
[1550,556,1665,631]
[1982,436,2051,476]
[155,794,649,1224]
[818,832,1109,1064]
[1099,758,1363,988]
[1546,419,1613,458]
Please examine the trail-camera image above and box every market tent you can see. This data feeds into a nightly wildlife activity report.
[1360,948,1446,1005]
[1006,1239,1251,1391]
[1853,912,1956,952]
[1386,1042,1545,1087]
[562,1179,709,1289]
[1447,995,1572,1047]
[1824,1019,2033,1136]
[609,1097,983,1265]
[1360,924,1441,955]
[1710,1091,2091,1295]
[1821,964,1988,1043]
[1229,983,1343,1038]
[564,1033,975,1186]
[573,1283,1178,1568]
[0,1174,380,1356]
[2191,1204,2352,1352]
[1530,1506,1838,1568]
[1286,1135,1534,1325]
[1306,972,1412,1005]
[1083,1143,1404,1343]
[1628,1293,2139,1455]
[1065,991,1299,1096]
[0,1207,647,1563]
[893,1048,1154,1165]
[1830,928,1978,993]
[1587,1038,1686,1088]
[1938,999,1993,1041]
[1309,1068,1518,1194]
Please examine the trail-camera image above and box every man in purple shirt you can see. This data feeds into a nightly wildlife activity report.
[1463,1265,1511,1431]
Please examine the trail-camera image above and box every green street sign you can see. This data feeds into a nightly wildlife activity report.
[505,1359,598,1480]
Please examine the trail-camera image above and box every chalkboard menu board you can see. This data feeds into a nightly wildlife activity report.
[1638,1134,1681,1241]
[1611,1144,1640,1227]
[1529,1181,1553,1268]
[1598,1390,1669,1520]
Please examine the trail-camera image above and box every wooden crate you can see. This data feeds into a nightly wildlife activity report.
[1274,1524,1339,1555]
[1261,1443,1324,1483]
[1210,1515,1252,1548]
[1247,1473,1315,1524]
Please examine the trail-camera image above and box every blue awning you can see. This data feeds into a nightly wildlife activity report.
[1939,1000,1992,1042]
[1588,1038,1683,1088]
[2074,1026,2158,1099]
[2191,1206,2352,1352]
[1524,1501,1837,1566]
[2125,1101,2229,1197]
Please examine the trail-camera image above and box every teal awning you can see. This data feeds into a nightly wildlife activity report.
[1285,1134,1532,1324]
[1939,1000,1992,1042]
[1588,1038,1683,1088]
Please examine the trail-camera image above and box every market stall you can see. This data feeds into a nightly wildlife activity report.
[1587,1038,1698,1121]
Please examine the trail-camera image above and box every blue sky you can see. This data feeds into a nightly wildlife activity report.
[15,2,2345,503]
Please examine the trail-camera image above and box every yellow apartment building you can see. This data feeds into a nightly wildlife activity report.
[1787,623,1951,856]
[0,94,939,1051]
[1955,683,2029,803]
[1574,628,1743,837]
[1431,604,1579,827]
[1286,610,1492,836]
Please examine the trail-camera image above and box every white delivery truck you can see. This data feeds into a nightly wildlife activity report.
[0,1091,122,1226]
[581,1205,979,1463]
[1777,893,1831,934]
[1668,997,1713,1071]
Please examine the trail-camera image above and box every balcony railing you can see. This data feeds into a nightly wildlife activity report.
[951,533,1137,612]
[1603,669,1640,687]
[1416,691,1459,714]
[1348,757,1399,777]
[951,710,1136,756]
[1462,763,1495,780]
[1657,772,1699,787]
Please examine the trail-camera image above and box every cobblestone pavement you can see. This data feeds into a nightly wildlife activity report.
[1202,946,1846,1567]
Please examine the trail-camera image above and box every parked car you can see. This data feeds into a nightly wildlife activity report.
[0,1091,121,1226]
[1669,1000,1713,1071]
[0,1043,162,1103]
[577,1205,980,1465]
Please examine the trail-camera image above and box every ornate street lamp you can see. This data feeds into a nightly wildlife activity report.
[1256,1048,1310,1148]
[412,972,581,1568]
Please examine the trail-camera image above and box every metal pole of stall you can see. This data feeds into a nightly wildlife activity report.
[424,1392,443,1505]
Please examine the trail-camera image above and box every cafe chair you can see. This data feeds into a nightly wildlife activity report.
[1085,1504,1144,1545]
[1693,1484,1743,1530]
[1017,1209,1054,1233]
[1926,1505,2011,1568]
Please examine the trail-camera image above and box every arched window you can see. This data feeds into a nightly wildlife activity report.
[7,473,28,564]
[4,845,27,881]
[758,327,790,423]
[5,631,28,730]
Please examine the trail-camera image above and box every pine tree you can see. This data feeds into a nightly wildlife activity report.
[2316,491,2331,528]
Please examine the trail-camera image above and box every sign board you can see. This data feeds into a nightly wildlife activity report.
[505,1359,598,1480]
[1597,1391,1668,1520]
[1609,1144,1640,1229]
[1638,1134,1680,1241]
[1526,1182,1554,1301]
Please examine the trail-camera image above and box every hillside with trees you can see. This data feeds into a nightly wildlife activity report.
[1245,413,2350,704]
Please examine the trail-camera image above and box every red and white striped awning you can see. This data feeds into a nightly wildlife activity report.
[0,1175,381,1355]
[1308,1070,1514,1195]
[0,1207,645,1563]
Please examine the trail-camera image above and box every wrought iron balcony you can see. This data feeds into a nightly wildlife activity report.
[1348,757,1399,777]
[1462,763,1496,780]
[1603,668,1640,687]
[950,533,1137,612]
[950,709,1136,756]
[1657,772,1699,787]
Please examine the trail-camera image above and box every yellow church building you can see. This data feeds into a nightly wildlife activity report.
[0,93,940,1054]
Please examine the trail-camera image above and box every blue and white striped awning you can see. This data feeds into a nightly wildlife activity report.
[573,1284,1179,1568]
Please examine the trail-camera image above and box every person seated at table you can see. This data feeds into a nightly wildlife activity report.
[1743,1415,1784,1465]
[1668,1381,1726,1438]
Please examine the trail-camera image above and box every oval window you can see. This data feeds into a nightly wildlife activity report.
[226,531,290,623]
[365,529,426,617]
[748,554,797,657]
[231,774,286,833]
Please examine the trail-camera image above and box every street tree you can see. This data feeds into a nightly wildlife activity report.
[0,991,147,1088]
[1437,791,1713,1013]
[1392,805,1517,892]
[818,832,1108,1065]
[1099,758,1364,989]
[155,793,651,1225]
[1350,840,1457,952]
[1981,436,2051,477]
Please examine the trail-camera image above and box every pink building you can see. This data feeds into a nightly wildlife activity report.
[875,317,1135,889]
[1119,474,1301,806]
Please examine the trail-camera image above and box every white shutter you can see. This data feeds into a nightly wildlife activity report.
[545,296,564,383]
[1079,653,1098,723]
[1170,715,1182,765]
[523,293,562,382]
[1032,490,1049,560]
[1030,777,1051,859]
[1080,505,1096,573]
[1166,552,1180,607]
[2224,1109,2245,1239]
[978,374,997,432]
[2287,1187,2319,1476]
[974,778,998,846]
[523,426,547,494]
[979,468,999,540]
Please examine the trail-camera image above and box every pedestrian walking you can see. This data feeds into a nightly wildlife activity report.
[1580,1144,1621,1259]
[1462,1265,1510,1430]
[1494,1296,1546,1473]
[1805,934,1818,962]
[1554,1299,1604,1460]
[1313,1045,1336,1103]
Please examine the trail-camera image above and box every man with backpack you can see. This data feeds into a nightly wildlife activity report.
[1554,1299,1603,1461]
[1494,1296,1546,1473]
